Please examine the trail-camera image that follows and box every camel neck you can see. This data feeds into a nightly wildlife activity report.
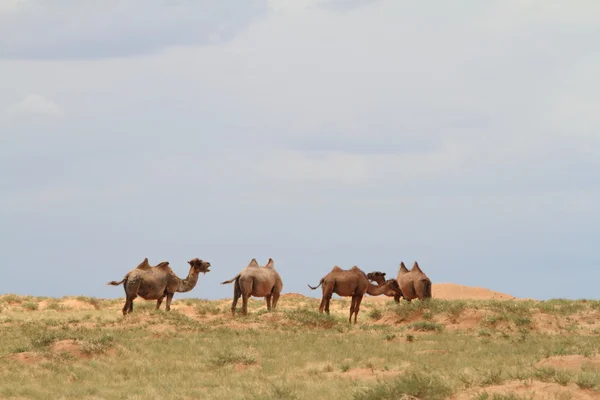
[366,281,389,295]
[177,268,200,292]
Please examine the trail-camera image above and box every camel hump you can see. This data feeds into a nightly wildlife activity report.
[156,261,170,269]
[136,258,151,269]
[399,262,409,273]
[265,258,274,268]
[350,265,367,277]
[411,261,423,273]
[247,258,260,268]
[331,265,344,273]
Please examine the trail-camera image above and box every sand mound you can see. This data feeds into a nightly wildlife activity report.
[280,293,308,300]
[452,380,598,400]
[50,340,91,359]
[536,355,600,371]
[8,339,117,365]
[433,283,515,300]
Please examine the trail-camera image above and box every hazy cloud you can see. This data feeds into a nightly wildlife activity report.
[0,0,268,60]
[316,0,382,12]
[3,94,63,120]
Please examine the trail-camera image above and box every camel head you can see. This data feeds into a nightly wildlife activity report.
[366,271,386,285]
[188,258,211,274]
[385,279,403,296]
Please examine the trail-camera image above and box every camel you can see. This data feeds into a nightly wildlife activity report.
[107,257,211,315]
[220,258,283,316]
[366,271,403,303]
[396,261,432,301]
[308,266,403,324]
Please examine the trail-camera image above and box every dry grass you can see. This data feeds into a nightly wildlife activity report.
[0,295,599,399]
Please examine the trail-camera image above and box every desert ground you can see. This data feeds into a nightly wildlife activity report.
[1,284,599,400]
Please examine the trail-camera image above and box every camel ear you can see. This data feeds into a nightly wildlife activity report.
[382,272,386,277]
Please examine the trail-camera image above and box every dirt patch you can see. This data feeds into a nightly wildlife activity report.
[59,299,97,310]
[536,355,600,371]
[148,324,172,333]
[9,339,117,365]
[171,305,196,316]
[325,368,402,381]
[226,321,265,330]
[234,362,261,372]
[8,352,44,365]
[416,349,449,355]
[280,293,308,300]
[50,340,91,359]
[452,380,598,400]
[441,308,494,331]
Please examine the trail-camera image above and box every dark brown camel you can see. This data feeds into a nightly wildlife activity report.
[396,261,432,301]
[308,266,403,323]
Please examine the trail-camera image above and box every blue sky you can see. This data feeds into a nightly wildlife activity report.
[1,0,598,301]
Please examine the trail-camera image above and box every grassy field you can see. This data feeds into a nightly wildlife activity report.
[1,294,600,400]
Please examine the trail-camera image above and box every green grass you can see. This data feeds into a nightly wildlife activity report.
[0,296,599,399]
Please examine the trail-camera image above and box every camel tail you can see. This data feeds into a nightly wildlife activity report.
[308,279,323,290]
[221,274,241,285]
[107,278,126,286]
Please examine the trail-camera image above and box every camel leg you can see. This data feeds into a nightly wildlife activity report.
[324,295,332,314]
[353,295,364,324]
[165,293,174,311]
[272,291,280,310]
[349,296,356,323]
[122,299,130,315]
[318,296,327,313]
[265,294,272,311]
[156,296,165,310]
[242,293,250,316]
[231,283,241,316]
[394,294,401,303]
[123,279,140,315]
[123,294,136,315]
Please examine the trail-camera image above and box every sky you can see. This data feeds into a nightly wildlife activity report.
[1,0,599,301]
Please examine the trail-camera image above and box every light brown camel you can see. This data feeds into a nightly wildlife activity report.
[308,266,403,323]
[396,261,432,301]
[220,258,283,316]
[107,257,211,315]
[366,271,403,303]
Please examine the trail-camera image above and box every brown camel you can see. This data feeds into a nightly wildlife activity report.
[396,261,432,301]
[308,266,403,323]
[221,258,283,316]
[366,271,403,303]
[107,257,211,315]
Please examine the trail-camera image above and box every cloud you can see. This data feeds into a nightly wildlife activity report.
[4,94,63,120]
[0,0,268,60]
[315,0,382,12]
[1,1,599,300]
[0,0,23,12]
